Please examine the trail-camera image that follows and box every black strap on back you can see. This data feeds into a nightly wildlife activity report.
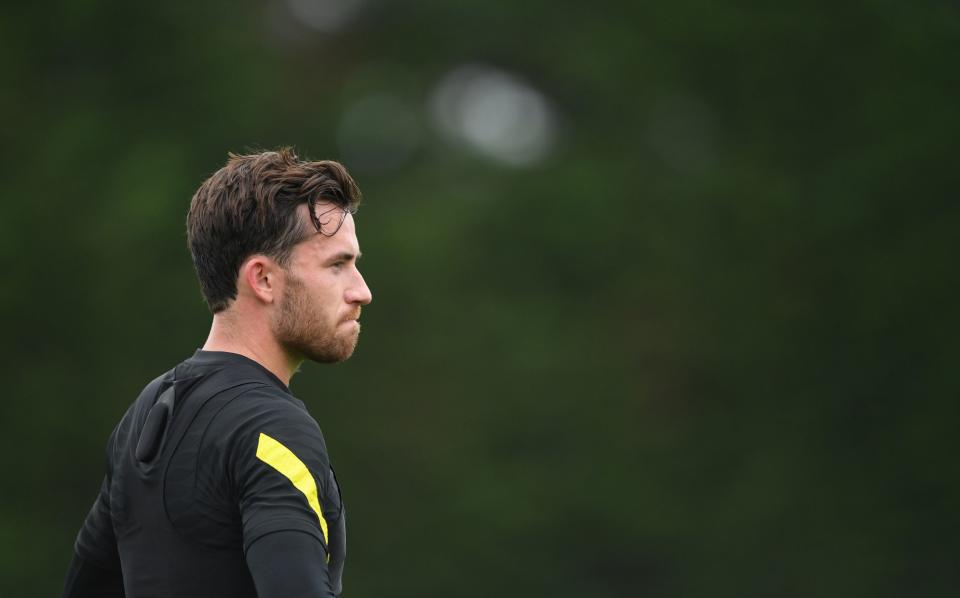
[135,385,176,462]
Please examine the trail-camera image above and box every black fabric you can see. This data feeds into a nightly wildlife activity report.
[247,530,336,597]
[67,350,346,598]
[62,552,125,598]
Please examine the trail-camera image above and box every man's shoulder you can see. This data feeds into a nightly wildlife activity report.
[205,383,320,447]
[214,384,311,430]
[208,385,330,484]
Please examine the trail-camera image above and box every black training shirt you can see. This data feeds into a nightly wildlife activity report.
[68,350,346,597]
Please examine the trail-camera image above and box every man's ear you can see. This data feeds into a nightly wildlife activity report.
[238,255,279,305]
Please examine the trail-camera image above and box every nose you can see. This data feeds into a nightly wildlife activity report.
[346,268,372,306]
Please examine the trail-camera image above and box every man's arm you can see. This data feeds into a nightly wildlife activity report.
[227,391,346,596]
[63,476,124,598]
[62,552,125,598]
[246,530,336,597]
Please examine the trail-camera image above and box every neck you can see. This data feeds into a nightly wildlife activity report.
[201,311,301,386]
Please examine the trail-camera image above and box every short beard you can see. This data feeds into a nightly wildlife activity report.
[273,271,358,364]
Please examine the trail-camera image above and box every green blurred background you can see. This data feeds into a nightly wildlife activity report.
[2,1,958,596]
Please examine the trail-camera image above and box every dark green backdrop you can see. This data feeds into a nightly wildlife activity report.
[2,1,958,596]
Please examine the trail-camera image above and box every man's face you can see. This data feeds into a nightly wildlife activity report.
[272,203,372,364]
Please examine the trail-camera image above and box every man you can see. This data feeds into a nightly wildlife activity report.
[62,148,372,597]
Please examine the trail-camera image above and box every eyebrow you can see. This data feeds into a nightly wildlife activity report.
[326,251,361,264]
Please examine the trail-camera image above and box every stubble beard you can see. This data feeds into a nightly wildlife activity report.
[273,272,359,364]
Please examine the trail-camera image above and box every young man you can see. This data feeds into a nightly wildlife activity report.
[62,148,372,598]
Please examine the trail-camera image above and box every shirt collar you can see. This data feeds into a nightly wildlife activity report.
[188,349,291,394]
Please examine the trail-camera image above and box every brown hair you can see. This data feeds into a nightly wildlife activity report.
[186,147,362,313]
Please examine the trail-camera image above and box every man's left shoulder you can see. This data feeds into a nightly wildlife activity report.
[214,386,328,461]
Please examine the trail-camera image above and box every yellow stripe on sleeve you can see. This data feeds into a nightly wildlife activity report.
[255,432,330,546]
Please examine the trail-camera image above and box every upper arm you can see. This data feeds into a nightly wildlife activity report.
[74,476,121,568]
[67,429,124,596]
[246,530,336,598]
[224,392,334,555]
[62,551,125,598]
[75,427,122,571]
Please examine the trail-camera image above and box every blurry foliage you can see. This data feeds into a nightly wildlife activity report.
[1,0,958,596]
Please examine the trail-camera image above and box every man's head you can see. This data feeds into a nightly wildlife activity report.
[187,148,372,363]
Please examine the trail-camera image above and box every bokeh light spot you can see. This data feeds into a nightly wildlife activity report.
[430,64,558,167]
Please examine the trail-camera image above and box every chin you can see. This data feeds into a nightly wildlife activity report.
[303,335,359,364]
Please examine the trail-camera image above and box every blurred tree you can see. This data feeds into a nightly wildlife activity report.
[0,0,957,596]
